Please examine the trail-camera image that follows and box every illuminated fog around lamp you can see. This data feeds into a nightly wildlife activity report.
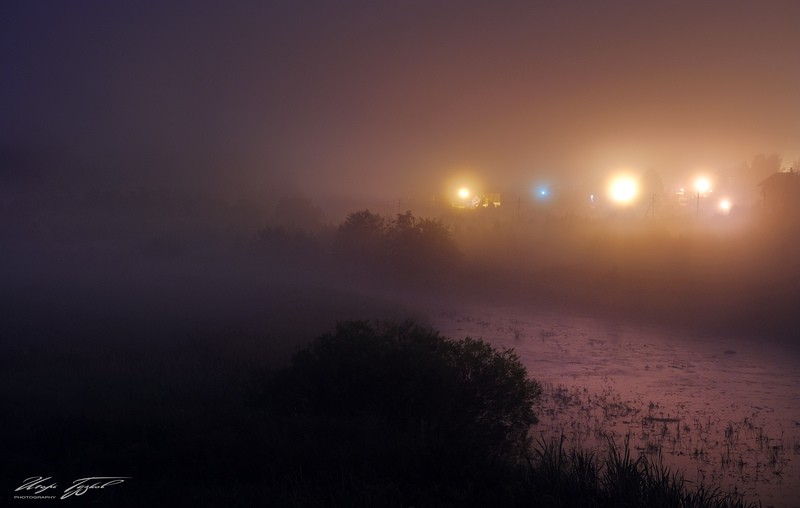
[695,177,711,195]
[457,187,471,200]
[609,176,637,204]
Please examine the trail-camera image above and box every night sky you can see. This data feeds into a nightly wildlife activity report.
[3,0,799,200]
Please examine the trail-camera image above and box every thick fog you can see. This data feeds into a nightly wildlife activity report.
[3,1,800,201]
[3,1,800,505]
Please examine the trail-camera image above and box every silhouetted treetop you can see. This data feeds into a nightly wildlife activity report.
[267,320,541,464]
[333,209,461,279]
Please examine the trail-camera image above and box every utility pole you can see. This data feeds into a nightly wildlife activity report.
[696,189,700,219]
[645,193,656,219]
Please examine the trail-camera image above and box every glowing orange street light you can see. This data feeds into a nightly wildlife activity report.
[695,177,711,194]
[608,175,638,205]
[694,177,711,218]
[719,198,731,215]
[457,187,471,200]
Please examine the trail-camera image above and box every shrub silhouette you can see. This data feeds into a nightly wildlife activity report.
[261,320,541,504]
[386,211,461,277]
[332,209,387,264]
[333,209,461,279]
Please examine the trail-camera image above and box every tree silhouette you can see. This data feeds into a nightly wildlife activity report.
[388,212,460,276]
[735,153,783,205]
[333,209,460,280]
[261,320,541,503]
[332,209,387,267]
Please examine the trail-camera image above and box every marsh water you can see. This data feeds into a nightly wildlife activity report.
[430,304,800,508]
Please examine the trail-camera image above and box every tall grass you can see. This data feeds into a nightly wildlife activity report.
[528,432,759,508]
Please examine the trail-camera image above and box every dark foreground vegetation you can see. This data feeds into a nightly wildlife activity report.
[1,184,789,505]
[1,317,758,506]
[530,434,758,508]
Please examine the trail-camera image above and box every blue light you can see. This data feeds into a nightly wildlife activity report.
[535,186,550,200]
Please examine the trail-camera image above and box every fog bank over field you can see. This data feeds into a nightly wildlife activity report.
[3,181,798,347]
[3,180,797,505]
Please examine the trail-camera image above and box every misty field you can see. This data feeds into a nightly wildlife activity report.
[432,304,800,507]
[3,187,800,505]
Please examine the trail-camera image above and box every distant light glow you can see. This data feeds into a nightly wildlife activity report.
[446,171,483,209]
[608,175,638,204]
[534,185,551,200]
[719,199,731,213]
[695,177,711,195]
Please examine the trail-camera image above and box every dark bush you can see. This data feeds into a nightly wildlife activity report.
[260,320,541,505]
[333,209,461,280]
[332,209,387,263]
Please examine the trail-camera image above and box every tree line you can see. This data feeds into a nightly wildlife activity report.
[253,209,461,280]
